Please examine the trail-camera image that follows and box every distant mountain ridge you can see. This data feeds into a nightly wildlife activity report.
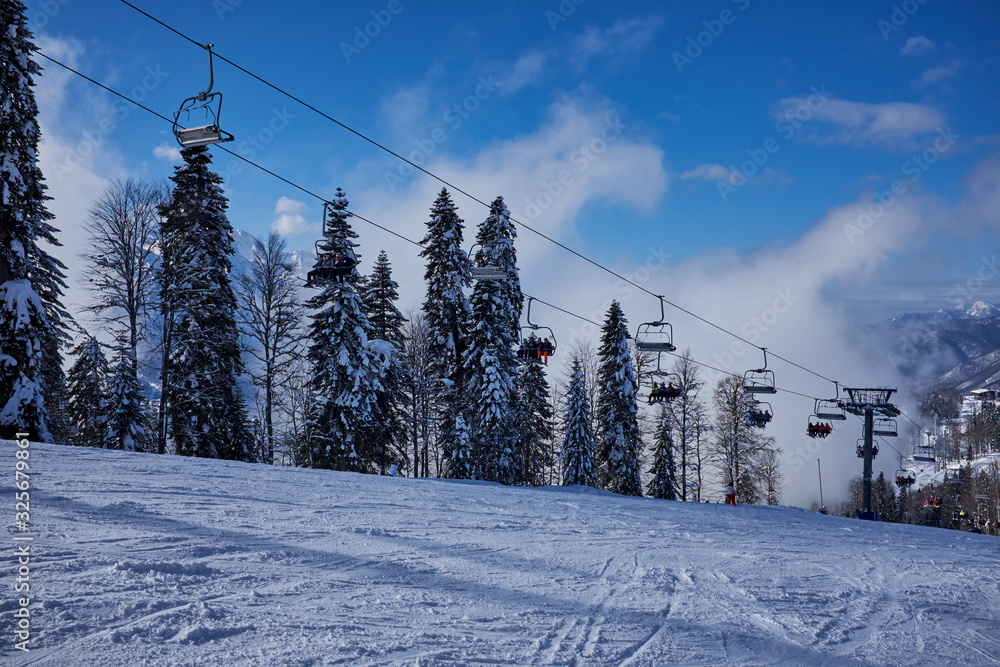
[871,301,1000,394]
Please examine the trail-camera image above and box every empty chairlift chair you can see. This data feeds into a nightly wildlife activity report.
[814,382,847,421]
[634,296,676,353]
[872,418,898,437]
[743,348,777,395]
[173,44,235,148]
[469,238,512,281]
[912,444,936,463]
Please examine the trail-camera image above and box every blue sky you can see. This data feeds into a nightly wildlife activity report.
[22,1,1000,500]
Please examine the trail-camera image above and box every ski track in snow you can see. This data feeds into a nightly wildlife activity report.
[2,442,1000,666]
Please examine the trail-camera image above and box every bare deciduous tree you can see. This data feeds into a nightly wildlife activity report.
[83,178,167,362]
[236,231,306,464]
[709,375,775,504]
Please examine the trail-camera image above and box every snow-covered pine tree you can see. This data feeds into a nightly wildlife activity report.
[0,0,71,441]
[419,188,472,477]
[66,336,109,448]
[516,360,555,486]
[359,250,408,474]
[465,196,522,484]
[305,189,382,472]
[445,412,474,479]
[561,357,595,486]
[647,405,677,500]
[157,146,252,460]
[595,300,643,496]
[104,348,151,452]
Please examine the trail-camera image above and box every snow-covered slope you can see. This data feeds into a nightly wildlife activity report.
[4,442,1000,666]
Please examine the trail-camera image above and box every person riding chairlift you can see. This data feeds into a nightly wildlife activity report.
[538,338,554,365]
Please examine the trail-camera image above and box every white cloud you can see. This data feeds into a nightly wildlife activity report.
[658,111,681,123]
[900,36,936,56]
[271,197,312,237]
[772,97,947,149]
[681,163,740,183]
[572,15,665,66]
[275,196,307,216]
[915,59,966,87]
[153,143,181,163]
[499,50,549,96]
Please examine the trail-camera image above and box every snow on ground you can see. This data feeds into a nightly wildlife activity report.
[3,442,1000,666]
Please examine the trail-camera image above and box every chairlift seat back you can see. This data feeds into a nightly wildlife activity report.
[471,267,508,280]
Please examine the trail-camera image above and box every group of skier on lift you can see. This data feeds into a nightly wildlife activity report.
[307,252,355,285]
[807,421,833,438]
[648,382,681,404]
[517,336,555,364]
[745,405,772,428]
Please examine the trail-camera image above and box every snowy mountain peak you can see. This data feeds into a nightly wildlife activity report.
[965,300,1000,319]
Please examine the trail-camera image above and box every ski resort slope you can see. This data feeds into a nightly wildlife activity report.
[3,443,999,666]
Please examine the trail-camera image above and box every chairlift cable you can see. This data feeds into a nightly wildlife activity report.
[115,0,840,390]
[38,49,832,407]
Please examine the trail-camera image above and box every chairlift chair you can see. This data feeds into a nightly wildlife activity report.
[743,348,777,394]
[813,381,846,420]
[469,239,512,281]
[895,459,916,488]
[872,418,898,437]
[745,399,773,428]
[855,438,879,458]
[306,203,356,287]
[518,297,557,364]
[173,44,234,148]
[647,370,682,404]
[806,415,832,439]
[634,296,676,353]
[912,444,936,463]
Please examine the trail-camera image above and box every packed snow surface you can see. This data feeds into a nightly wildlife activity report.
[4,442,1000,666]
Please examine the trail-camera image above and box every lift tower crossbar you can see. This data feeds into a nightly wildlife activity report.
[842,387,900,521]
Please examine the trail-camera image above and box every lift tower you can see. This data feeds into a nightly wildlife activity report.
[842,387,900,520]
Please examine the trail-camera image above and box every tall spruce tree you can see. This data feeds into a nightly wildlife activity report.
[465,196,522,484]
[516,360,555,486]
[0,0,71,441]
[595,300,643,496]
[648,405,678,500]
[305,189,382,471]
[419,188,472,476]
[360,250,408,474]
[157,146,251,460]
[561,357,595,486]
[66,336,109,448]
